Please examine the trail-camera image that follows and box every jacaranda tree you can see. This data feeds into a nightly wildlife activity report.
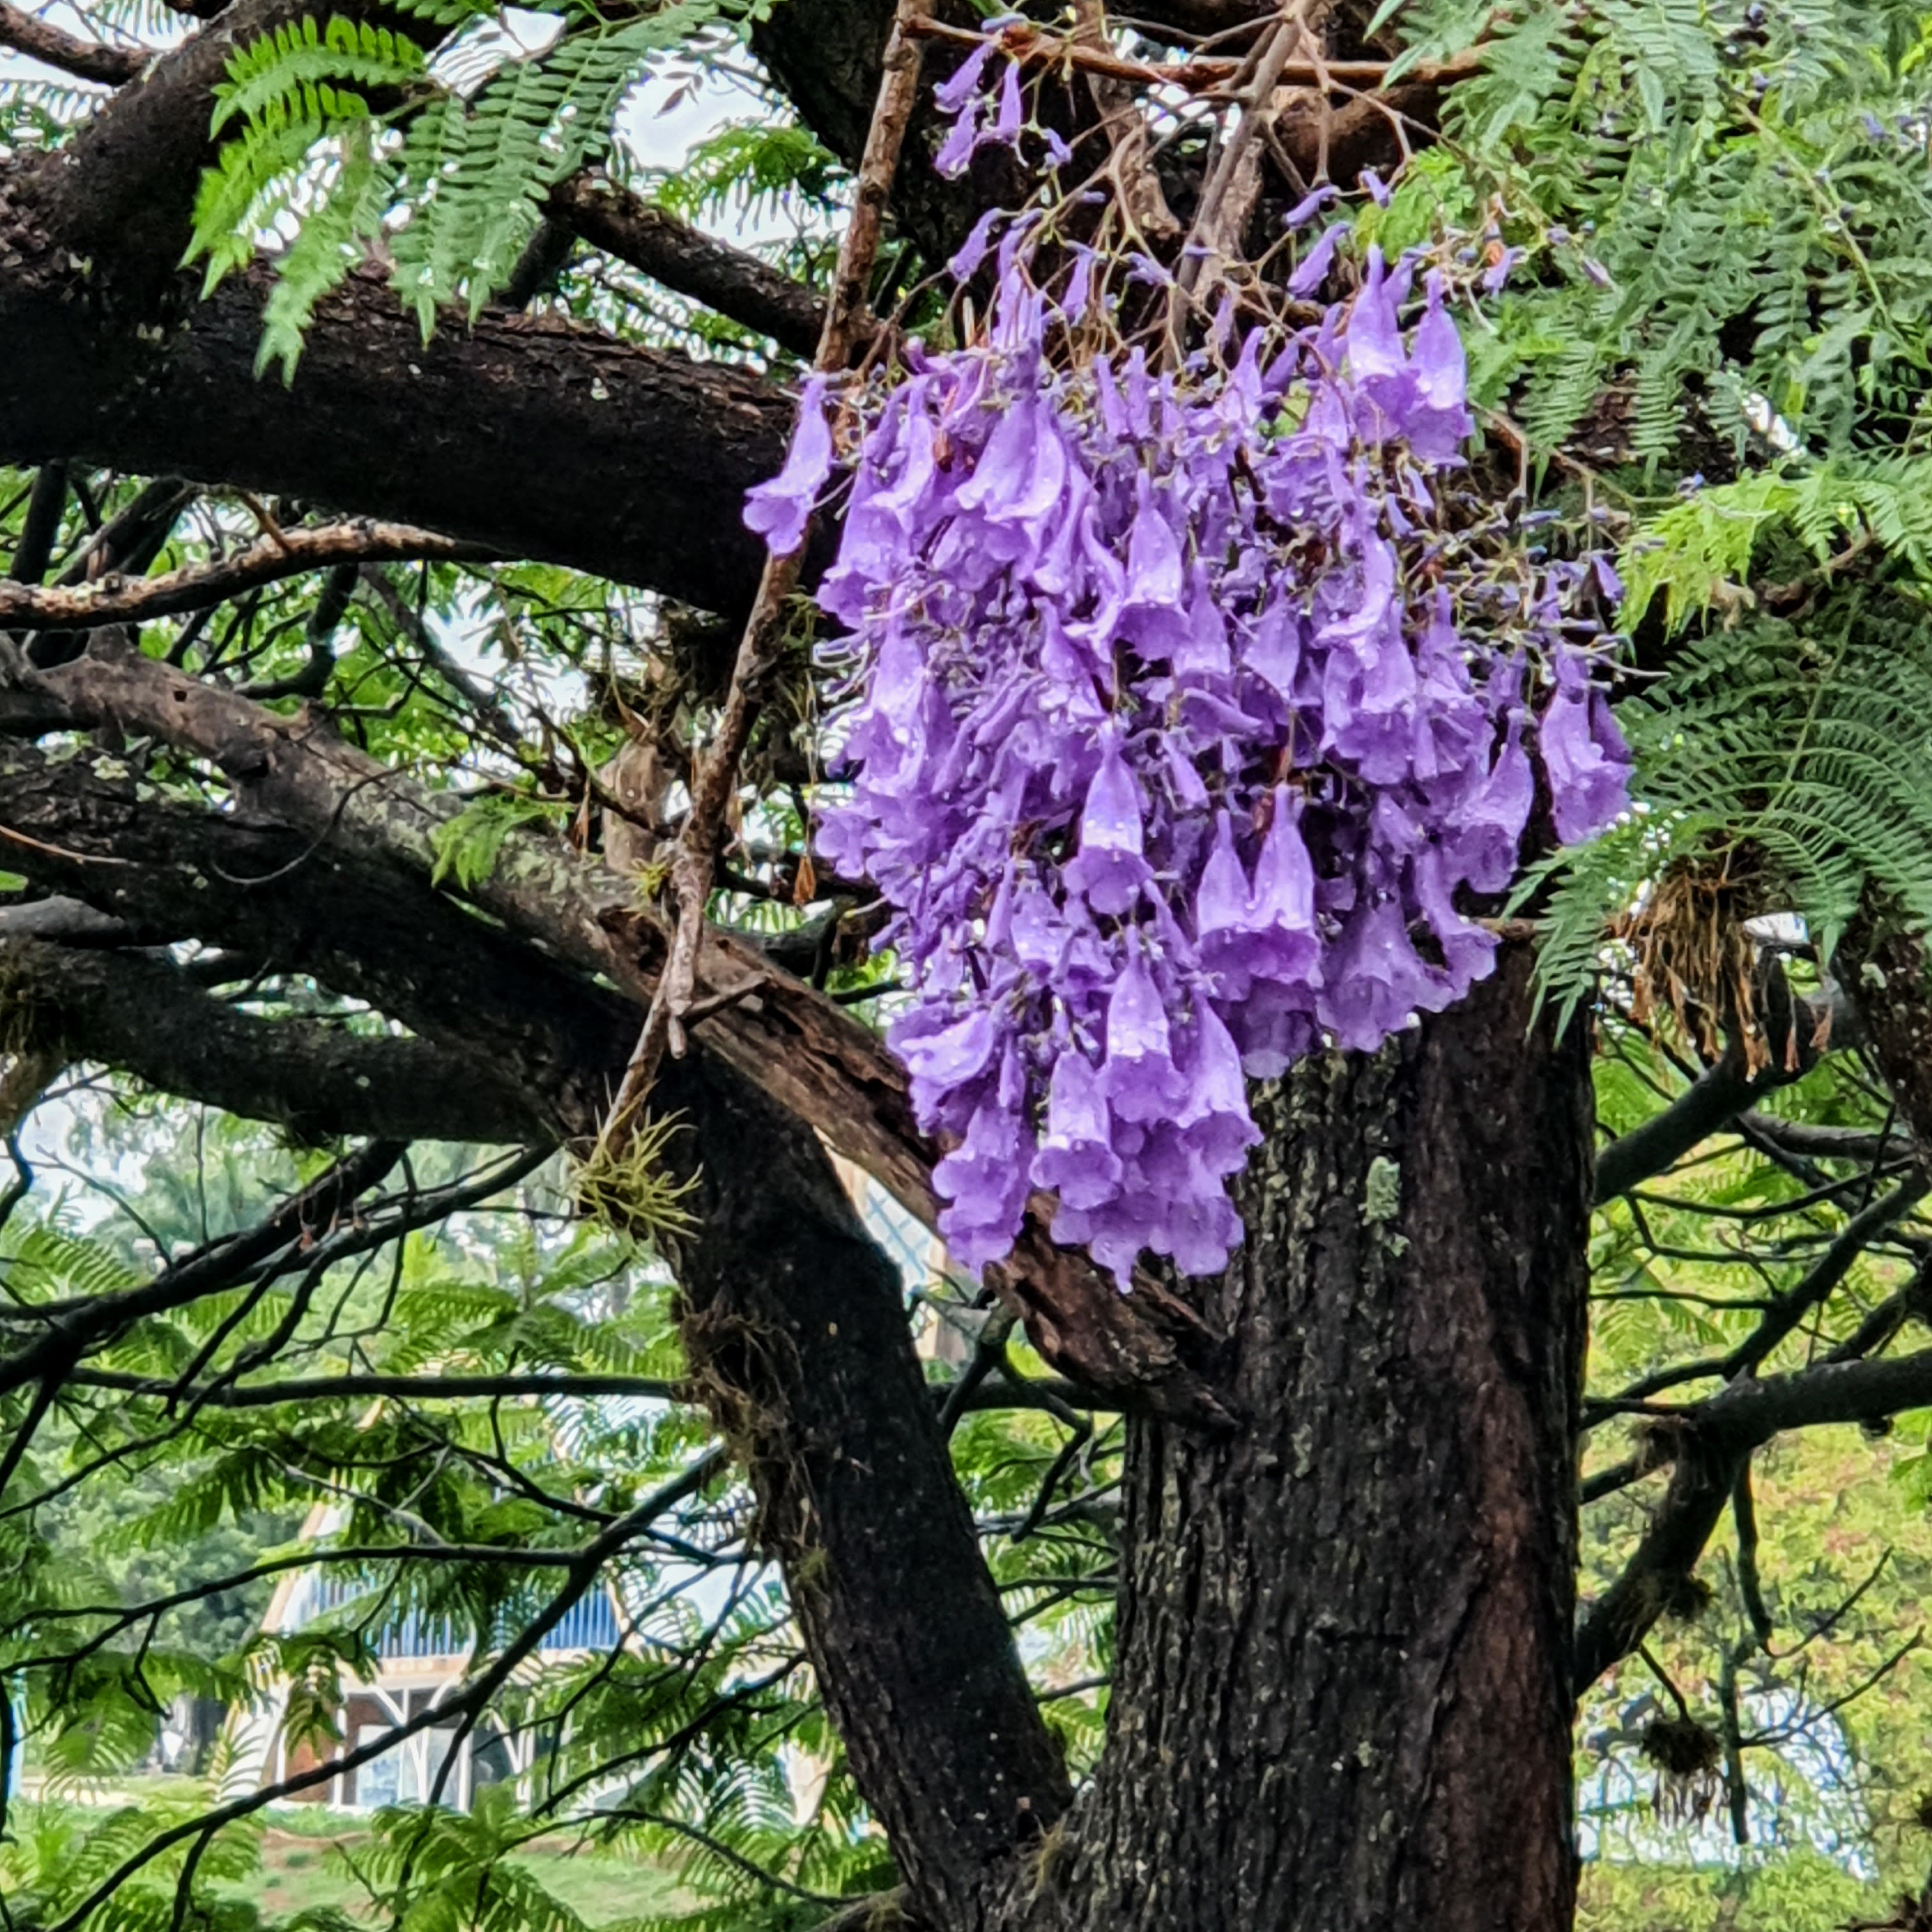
[11,2,1932,1928]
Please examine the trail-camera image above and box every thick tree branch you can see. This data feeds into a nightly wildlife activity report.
[2,643,1231,1421]
[1576,1339,1932,1690]
[0,0,797,617]
[0,249,792,615]
[1573,1431,1739,1694]
[1690,1344,1932,1447]
[1594,1048,1792,1206]
[1594,979,1845,1204]
[0,935,548,1143]
[0,4,141,88]
[0,519,484,632]
[660,1050,1071,1924]
[0,743,638,1140]
[545,173,829,359]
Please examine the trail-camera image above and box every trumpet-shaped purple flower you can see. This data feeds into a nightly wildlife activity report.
[757,220,1628,1288]
[1031,1048,1123,1210]
[742,376,832,556]
[1541,654,1634,844]
[1101,951,1190,1124]
[1064,732,1153,917]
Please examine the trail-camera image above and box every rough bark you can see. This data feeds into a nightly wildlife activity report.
[660,1053,1073,1928]
[1020,948,1591,1932]
[1838,917,1932,1160]
[0,519,480,631]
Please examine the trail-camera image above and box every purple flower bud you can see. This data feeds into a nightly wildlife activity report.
[893,1006,999,1107]
[1284,184,1338,228]
[1344,250,1406,387]
[1481,245,1525,293]
[933,1090,1034,1271]
[993,56,1024,144]
[1175,1006,1262,1172]
[935,108,981,179]
[948,207,1004,282]
[1318,897,1430,1052]
[1539,653,1631,845]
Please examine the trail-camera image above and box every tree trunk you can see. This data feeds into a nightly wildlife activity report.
[1023,946,1591,1932]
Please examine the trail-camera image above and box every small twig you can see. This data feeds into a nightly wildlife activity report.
[1637,1641,1692,1721]
[0,822,132,866]
[902,15,1432,91]
[0,520,486,633]
[1731,1463,1775,1653]
[1175,3,1313,312]
[937,1310,1016,1438]
[1011,1410,1094,1542]
[1073,0,1179,240]
[680,975,767,1024]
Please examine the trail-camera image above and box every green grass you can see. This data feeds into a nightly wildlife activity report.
[6,1787,685,1928]
[241,1822,688,1923]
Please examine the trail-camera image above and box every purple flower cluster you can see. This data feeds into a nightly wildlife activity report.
[749,247,1629,1286]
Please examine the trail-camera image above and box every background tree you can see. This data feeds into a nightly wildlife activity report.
[8,4,1932,1931]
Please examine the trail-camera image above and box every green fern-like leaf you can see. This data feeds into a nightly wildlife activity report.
[1531,591,1932,1016]
[210,15,425,136]
[1620,474,1800,635]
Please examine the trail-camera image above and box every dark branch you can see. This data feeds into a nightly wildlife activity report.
[0,1138,404,1397]
[1594,981,1845,1204]
[1577,1338,1932,1688]
[661,1048,1072,1924]
[546,172,829,360]
[0,2,144,86]
[1574,1431,1738,1694]
[1594,1048,1791,1206]
[0,935,549,1144]
[0,253,793,615]
[0,742,638,1140]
